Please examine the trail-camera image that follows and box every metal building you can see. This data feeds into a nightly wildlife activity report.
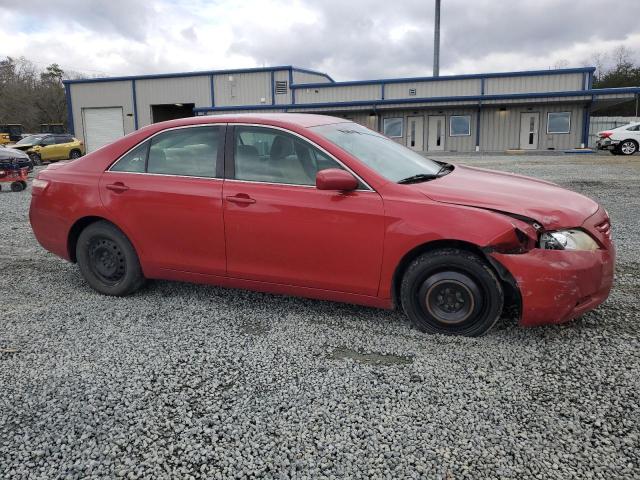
[64,65,640,153]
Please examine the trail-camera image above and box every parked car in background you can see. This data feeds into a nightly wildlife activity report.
[0,144,34,171]
[0,124,23,144]
[29,114,614,337]
[596,122,640,155]
[12,134,85,164]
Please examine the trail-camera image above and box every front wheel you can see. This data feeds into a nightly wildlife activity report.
[400,248,504,336]
[69,149,82,159]
[76,221,145,296]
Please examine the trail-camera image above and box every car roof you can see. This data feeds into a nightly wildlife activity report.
[139,113,351,133]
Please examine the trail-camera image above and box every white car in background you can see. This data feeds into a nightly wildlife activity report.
[596,122,640,155]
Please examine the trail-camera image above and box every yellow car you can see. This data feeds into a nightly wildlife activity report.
[0,133,10,145]
[12,134,85,164]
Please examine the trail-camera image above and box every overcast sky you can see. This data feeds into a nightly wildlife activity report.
[1,0,639,80]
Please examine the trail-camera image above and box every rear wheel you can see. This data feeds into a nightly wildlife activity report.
[76,221,145,296]
[400,248,504,336]
[10,181,24,192]
[619,140,638,155]
[69,149,82,159]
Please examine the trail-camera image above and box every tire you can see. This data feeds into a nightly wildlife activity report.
[619,140,638,156]
[20,180,27,189]
[10,181,24,192]
[29,153,42,166]
[69,149,82,159]
[400,248,504,336]
[76,221,145,296]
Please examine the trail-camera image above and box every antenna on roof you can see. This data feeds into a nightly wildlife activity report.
[433,0,441,77]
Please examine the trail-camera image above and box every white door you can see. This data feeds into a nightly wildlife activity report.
[82,107,125,153]
[427,115,445,151]
[519,112,539,150]
[406,116,424,151]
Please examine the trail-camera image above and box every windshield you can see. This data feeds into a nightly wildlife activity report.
[15,135,45,145]
[310,122,442,182]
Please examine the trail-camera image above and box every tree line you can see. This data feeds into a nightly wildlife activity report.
[0,57,73,132]
[1,49,640,133]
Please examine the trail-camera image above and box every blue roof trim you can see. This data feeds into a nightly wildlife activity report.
[64,83,74,135]
[289,67,598,89]
[192,87,640,114]
[62,65,319,85]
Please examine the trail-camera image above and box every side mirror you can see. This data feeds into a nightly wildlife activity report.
[316,168,358,191]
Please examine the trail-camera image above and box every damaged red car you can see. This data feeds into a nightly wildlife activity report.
[29,114,614,336]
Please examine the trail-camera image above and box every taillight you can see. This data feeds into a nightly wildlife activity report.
[599,131,613,138]
[31,178,50,195]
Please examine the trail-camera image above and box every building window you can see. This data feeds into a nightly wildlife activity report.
[547,112,571,134]
[383,118,403,138]
[449,115,471,136]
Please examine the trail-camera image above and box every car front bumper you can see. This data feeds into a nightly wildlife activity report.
[490,210,615,327]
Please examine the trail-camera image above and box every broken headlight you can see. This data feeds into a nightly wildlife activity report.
[539,229,599,251]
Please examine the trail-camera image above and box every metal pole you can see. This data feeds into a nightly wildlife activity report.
[433,0,441,77]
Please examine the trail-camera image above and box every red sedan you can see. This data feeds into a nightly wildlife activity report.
[29,114,614,336]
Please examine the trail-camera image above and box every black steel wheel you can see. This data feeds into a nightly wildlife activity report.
[400,248,504,336]
[10,181,24,192]
[76,221,145,296]
[69,149,82,159]
[619,140,638,155]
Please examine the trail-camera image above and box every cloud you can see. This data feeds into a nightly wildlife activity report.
[0,0,639,80]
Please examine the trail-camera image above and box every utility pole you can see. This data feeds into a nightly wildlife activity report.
[433,0,441,77]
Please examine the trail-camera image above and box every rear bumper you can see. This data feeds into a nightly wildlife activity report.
[596,139,620,150]
[29,196,71,261]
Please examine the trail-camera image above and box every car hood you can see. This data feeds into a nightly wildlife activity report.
[414,165,599,229]
[12,144,34,151]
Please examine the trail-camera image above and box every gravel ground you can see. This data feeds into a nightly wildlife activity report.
[1,153,639,479]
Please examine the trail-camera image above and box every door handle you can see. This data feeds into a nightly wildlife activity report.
[106,182,129,193]
[226,194,256,205]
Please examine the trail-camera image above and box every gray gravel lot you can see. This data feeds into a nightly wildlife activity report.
[1,153,639,479]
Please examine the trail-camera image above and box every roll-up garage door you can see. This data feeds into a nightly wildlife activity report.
[82,107,125,152]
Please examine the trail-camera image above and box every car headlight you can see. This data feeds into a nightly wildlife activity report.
[539,229,599,251]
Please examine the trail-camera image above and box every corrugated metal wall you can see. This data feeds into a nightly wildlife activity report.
[384,79,480,100]
[293,71,332,84]
[212,71,272,107]
[135,76,211,127]
[273,70,292,105]
[378,108,478,151]
[480,104,584,151]
[295,84,381,104]
[70,81,134,142]
[485,73,583,95]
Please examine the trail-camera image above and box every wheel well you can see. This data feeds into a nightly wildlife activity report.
[391,239,521,319]
[67,216,107,262]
